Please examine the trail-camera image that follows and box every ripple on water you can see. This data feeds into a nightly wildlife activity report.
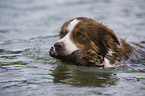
[0,47,55,95]
[0,49,24,66]
[0,27,10,33]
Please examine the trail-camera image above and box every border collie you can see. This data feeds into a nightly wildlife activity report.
[49,17,145,67]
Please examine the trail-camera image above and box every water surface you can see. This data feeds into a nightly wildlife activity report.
[0,0,145,96]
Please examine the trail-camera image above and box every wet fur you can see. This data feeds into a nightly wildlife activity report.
[49,17,145,67]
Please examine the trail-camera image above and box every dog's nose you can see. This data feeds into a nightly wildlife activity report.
[54,42,64,51]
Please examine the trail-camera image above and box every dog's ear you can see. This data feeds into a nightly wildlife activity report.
[89,23,120,56]
[98,23,120,46]
[98,23,120,47]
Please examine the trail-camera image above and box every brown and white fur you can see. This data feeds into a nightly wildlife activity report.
[49,17,145,67]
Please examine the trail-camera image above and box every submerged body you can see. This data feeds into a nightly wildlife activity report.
[49,17,145,67]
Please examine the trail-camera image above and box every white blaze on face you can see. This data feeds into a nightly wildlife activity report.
[57,19,80,55]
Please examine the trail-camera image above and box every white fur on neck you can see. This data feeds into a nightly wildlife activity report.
[103,58,114,67]
[108,49,113,56]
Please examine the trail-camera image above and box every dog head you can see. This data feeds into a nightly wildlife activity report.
[50,17,121,67]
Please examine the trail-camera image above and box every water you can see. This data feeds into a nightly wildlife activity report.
[0,0,145,96]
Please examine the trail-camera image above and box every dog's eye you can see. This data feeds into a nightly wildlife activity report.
[78,33,86,39]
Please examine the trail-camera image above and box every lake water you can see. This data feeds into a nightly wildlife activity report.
[0,0,145,96]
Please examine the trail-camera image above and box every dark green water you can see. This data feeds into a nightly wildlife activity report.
[0,0,145,96]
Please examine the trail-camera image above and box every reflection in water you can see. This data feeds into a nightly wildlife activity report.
[52,65,118,87]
